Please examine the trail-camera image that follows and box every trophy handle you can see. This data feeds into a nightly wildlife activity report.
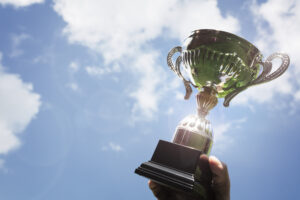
[251,53,290,85]
[167,46,193,100]
[223,53,290,107]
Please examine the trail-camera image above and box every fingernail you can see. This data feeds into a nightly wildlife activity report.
[209,155,224,170]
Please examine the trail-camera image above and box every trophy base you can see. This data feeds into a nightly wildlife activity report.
[135,140,213,200]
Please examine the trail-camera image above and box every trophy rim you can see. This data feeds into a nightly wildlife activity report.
[185,29,260,53]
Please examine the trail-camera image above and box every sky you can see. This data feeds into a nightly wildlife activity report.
[0,0,300,200]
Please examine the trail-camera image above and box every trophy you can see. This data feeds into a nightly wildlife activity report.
[135,29,290,199]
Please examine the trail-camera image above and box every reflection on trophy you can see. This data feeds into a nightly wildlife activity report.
[135,29,290,199]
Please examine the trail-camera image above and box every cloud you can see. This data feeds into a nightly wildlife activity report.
[66,82,79,91]
[214,122,231,144]
[252,0,300,66]
[53,0,240,121]
[166,107,174,115]
[101,142,123,152]
[212,118,247,153]
[0,52,41,154]
[54,0,239,62]
[0,0,44,7]
[69,61,79,73]
[129,51,167,121]
[237,0,299,107]
[85,64,121,77]
[295,90,300,101]
[175,91,185,100]
[65,61,81,92]
[10,33,30,58]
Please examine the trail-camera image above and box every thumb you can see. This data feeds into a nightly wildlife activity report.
[209,156,230,200]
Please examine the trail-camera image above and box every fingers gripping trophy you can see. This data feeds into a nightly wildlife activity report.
[135,29,290,199]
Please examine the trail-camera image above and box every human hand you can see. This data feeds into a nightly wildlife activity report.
[148,156,230,200]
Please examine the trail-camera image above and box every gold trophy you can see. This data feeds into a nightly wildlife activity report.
[135,29,290,199]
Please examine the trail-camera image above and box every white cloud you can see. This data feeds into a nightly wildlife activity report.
[164,0,240,40]
[295,91,300,102]
[129,51,166,121]
[66,62,80,92]
[0,52,41,154]
[252,0,300,66]
[212,118,247,153]
[54,0,239,62]
[69,61,79,73]
[53,0,240,121]
[175,91,185,100]
[0,0,44,7]
[10,33,30,58]
[166,107,174,115]
[85,64,120,77]
[66,82,79,91]
[109,142,122,152]
[243,0,300,107]
[214,122,231,144]
[101,142,123,152]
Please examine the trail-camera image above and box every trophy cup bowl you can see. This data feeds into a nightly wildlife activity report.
[135,29,290,199]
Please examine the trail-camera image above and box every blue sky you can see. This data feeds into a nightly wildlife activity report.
[0,0,300,200]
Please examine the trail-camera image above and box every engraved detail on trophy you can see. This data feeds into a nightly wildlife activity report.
[196,86,218,118]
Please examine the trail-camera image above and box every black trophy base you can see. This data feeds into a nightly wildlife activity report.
[135,140,213,200]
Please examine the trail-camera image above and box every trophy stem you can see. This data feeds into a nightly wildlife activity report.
[171,86,216,154]
[197,87,218,118]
